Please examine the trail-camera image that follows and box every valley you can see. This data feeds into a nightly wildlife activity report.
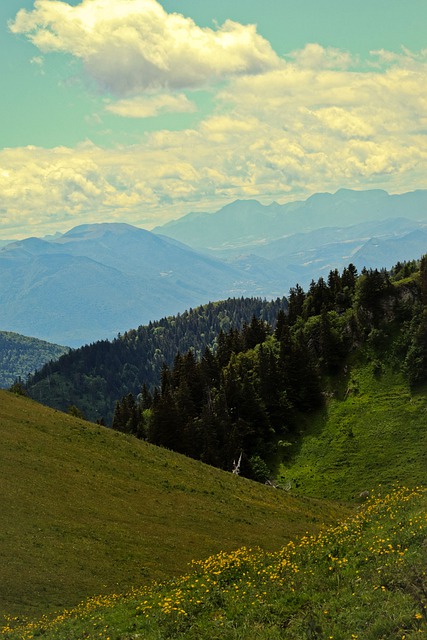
[0,189,426,347]
[0,390,344,621]
[1,195,426,638]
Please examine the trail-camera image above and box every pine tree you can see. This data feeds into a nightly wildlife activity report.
[420,255,427,305]
[287,284,306,325]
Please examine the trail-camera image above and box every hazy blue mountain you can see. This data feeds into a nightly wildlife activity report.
[155,190,427,290]
[0,239,17,248]
[154,189,427,251]
[351,228,427,272]
[2,190,426,348]
[0,223,285,346]
[239,219,426,288]
[0,331,69,388]
[251,218,422,261]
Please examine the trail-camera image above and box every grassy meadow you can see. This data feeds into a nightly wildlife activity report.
[3,486,426,639]
[278,364,427,501]
[0,390,344,622]
[1,352,426,638]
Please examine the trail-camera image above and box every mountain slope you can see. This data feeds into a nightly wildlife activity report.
[0,223,285,346]
[155,188,427,250]
[26,297,288,423]
[5,487,426,640]
[0,390,344,620]
[0,331,68,388]
[279,367,427,502]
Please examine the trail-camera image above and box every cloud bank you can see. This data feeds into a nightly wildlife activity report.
[3,1,427,238]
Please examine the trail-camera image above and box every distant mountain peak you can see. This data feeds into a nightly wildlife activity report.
[154,188,427,252]
[59,221,143,239]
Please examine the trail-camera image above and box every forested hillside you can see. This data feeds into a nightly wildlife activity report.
[26,297,287,423]
[0,332,68,388]
[111,258,427,481]
[4,256,427,634]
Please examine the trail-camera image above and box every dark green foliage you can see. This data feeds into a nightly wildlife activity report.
[8,380,27,396]
[68,404,85,419]
[356,267,393,327]
[420,254,427,304]
[25,256,427,483]
[112,393,145,438]
[248,454,271,483]
[242,315,271,349]
[26,297,288,423]
[404,307,427,388]
[140,321,323,476]
[287,284,306,325]
[277,324,323,412]
[112,257,427,481]
[392,259,419,282]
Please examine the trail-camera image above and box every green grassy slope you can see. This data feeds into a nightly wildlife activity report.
[278,362,427,501]
[5,486,426,639]
[0,391,344,621]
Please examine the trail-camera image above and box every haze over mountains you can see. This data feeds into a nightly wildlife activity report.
[155,188,427,250]
[0,188,426,347]
[0,223,283,346]
[154,188,427,294]
[155,188,427,280]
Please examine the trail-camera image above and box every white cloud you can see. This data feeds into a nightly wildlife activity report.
[105,93,196,118]
[2,27,427,239]
[10,0,280,96]
[287,43,356,70]
[30,55,44,66]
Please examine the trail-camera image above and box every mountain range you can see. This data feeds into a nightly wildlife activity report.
[0,224,283,346]
[155,188,427,286]
[155,188,427,250]
[0,188,426,347]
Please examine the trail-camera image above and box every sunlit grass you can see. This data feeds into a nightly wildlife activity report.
[278,365,427,501]
[4,486,426,639]
[0,390,344,621]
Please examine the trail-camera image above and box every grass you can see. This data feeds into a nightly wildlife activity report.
[3,485,426,639]
[0,390,345,622]
[3,350,426,634]
[278,362,427,501]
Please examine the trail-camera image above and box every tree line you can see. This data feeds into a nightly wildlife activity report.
[110,258,427,480]
[25,297,288,423]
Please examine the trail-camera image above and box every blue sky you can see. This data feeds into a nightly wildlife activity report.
[1,0,427,239]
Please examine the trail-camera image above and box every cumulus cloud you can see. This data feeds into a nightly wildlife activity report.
[2,29,427,238]
[217,46,427,170]
[287,43,356,70]
[10,0,280,96]
[105,93,196,118]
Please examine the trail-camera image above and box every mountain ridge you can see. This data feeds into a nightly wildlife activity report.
[0,331,68,389]
[0,223,284,346]
[1,188,426,348]
[155,188,427,250]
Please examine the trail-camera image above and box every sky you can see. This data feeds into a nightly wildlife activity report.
[1,0,427,239]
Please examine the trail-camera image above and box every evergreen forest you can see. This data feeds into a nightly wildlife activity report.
[27,257,427,482]
[26,297,288,423]
[109,258,427,480]
[0,332,68,389]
